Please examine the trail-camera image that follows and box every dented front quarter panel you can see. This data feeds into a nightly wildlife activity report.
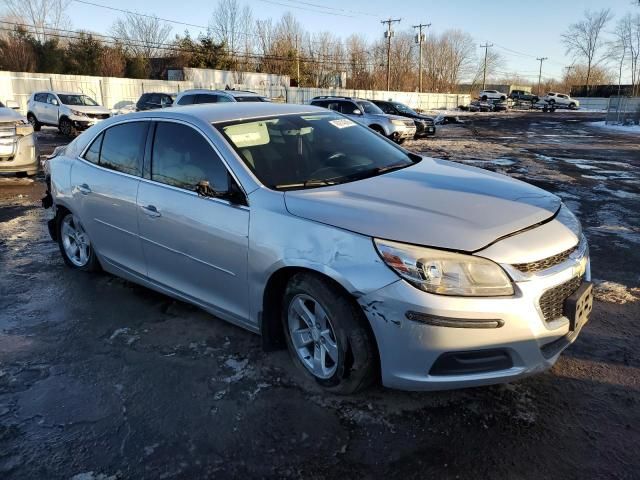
[246,187,399,325]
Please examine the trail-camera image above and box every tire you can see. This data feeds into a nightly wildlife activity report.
[396,138,407,145]
[59,117,77,137]
[500,96,506,101]
[369,125,385,135]
[481,95,488,101]
[57,211,100,272]
[548,99,556,105]
[569,103,577,110]
[282,272,377,394]
[27,113,41,132]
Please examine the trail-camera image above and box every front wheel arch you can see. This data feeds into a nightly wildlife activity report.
[260,267,380,366]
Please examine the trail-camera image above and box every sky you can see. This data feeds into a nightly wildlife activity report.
[66,0,638,82]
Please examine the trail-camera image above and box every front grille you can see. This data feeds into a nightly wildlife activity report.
[539,275,583,322]
[513,245,577,273]
[86,113,110,119]
[0,124,17,158]
[403,120,414,127]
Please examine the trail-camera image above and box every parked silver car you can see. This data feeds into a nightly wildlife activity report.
[27,91,111,137]
[309,96,416,143]
[174,89,268,106]
[43,103,592,393]
[0,101,39,176]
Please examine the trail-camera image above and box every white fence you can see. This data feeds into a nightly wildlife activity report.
[1,70,470,113]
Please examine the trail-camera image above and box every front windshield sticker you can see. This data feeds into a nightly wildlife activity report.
[329,119,356,129]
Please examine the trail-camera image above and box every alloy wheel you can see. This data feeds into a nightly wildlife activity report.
[287,294,339,379]
[61,215,91,267]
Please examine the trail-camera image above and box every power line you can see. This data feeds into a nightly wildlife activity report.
[275,0,378,17]
[256,0,355,18]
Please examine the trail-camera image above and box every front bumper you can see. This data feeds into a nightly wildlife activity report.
[0,134,39,174]
[358,257,591,391]
[69,114,110,130]
[415,122,436,136]
[388,124,417,140]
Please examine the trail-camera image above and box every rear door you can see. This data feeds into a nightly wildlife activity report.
[136,120,250,324]
[70,120,149,275]
[41,94,59,124]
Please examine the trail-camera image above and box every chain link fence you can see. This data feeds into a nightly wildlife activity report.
[606,96,640,125]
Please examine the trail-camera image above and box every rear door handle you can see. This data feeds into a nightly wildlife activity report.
[140,204,161,217]
[77,183,91,195]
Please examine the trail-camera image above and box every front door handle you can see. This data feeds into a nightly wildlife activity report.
[140,204,161,217]
[77,183,91,195]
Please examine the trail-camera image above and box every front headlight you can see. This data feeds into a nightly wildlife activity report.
[70,109,86,117]
[391,119,407,126]
[374,239,514,296]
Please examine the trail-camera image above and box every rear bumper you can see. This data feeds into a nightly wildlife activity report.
[358,257,591,391]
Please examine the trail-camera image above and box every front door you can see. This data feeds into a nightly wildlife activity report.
[136,121,250,324]
[69,121,149,275]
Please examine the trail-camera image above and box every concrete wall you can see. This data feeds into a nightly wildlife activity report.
[1,69,470,113]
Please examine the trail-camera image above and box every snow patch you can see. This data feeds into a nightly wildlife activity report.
[593,280,640,304]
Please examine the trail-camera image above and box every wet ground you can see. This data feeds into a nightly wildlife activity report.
[1,114,639,479]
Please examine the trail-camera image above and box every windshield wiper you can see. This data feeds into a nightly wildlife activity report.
[274,178,339,190]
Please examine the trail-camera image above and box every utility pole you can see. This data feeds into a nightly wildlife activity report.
[536,57,548,96]
[564,65,574,94]
[295,35,300,87]
[413,22,431,93]
[381,18,401,91]
[480,42,493,90]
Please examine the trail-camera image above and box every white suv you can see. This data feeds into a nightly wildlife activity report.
[543,93,579,109]
[479,90,507,101]
[27,92,111,137]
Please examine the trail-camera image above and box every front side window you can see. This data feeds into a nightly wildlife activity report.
[99,122,147,176]
[151,122,229,192]
[216,112,417,190]
[356,101,384,115]
[57,94,99,106]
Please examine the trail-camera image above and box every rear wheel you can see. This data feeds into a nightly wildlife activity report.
[481,95,488,101]
[27,113,41,132]
[282,273,377,394]
[57,212,100,271]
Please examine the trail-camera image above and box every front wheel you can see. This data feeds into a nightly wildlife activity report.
[57,212,100,271]
[59,117,77,137]
[283,273,377,394]
[481,95,488,101]
[27,113,41,132]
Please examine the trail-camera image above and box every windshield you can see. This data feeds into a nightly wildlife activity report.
[216,113,418,190]
[394,103,417,115]
[356,101,384,115]
[58,94,99,106]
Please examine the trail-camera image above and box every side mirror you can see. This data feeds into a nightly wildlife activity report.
[352,109,362,115]
[196,178,246,205]
[6,100,20,110]
[52,99,59,106]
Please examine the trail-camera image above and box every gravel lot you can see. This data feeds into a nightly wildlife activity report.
[1,113,639,479]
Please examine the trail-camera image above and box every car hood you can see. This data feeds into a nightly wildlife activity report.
[366,113,409,123]
[63,105,111,114]
[283,158,561,252]
[0,107,24,122]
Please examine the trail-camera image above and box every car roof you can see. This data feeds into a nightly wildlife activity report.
[177,89,264,98]
[111,102,327,124]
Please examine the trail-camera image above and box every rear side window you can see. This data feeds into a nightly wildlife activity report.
[99,122,148,176]
[151,122,229,192]
[84,133,103,164]
[177,94,195,105]
[34,93,47,102]
[195,94,218,104]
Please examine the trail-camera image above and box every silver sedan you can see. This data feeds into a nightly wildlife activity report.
[43,103,592,393]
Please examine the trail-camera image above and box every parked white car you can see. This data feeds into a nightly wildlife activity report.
[0,100,39,176]
[543,93,580,109]
[27,92,111,137]
[479,90,507,101]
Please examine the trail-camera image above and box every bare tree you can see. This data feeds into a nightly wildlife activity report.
[111,13,172,59]
[2,0,70,42]
[615,13,640,95]
[209,0,254,74]
[562,8,613,91]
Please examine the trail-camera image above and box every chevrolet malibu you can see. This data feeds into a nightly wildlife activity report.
[43,103,592,393]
